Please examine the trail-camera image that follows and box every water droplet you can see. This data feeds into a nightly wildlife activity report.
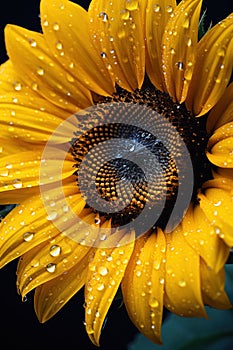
[166,5,173,13]
[13,82,22,91]
[94,217,101,225]
[136,270,141,277]
[99,233,107,241]
[159,278,165,285]
[150,298,159,308]
[121,9,130,20]
[31,82,38,91]
[43,19,49,27]
[101,52,107,58]
[97,283,105,291]
[53,22,60,31]
[125,0,139,11]
[46,263,56,273]
[22,295,28,302]
[36,67,44,76]
[29,38,37,47]
[217,47,226,57]
[5,163,12,169]
[153,4,161,13]
[178,279,186,287]
[176,62,184,70]
[99,12,108,23]
[46,212,58,221]
[12,179,23,189]
[56,41,63,50]
[50,245,61,257]
[186,38,192,47]
[184,68,192,81]
[98,266,109,276]
[95,311,100,318]
[23,232,34,242]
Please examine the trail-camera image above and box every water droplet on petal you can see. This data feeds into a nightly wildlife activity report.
[53,22,60,31]
[23,232,34,242]
[166,5,173,13]
[50,245,61,257]
[97,283,105,291]
[176,62,184,70]
[29,38,37,47]
[56,41,63,50]
[46,263,56,273]
[98,266,109,276]
[13,179,23,189]
[118,29,126,39]
[150,298,159,308]
[99,12,108,23]
[178,279,186,287]
[13,82,22,91]
[121,9,130,20]
[46,212,58,221]
[153,4,161,13]
[101,52,107,58]
[125,0,139,11]
[36,67,44,76]
[183,18,190,28]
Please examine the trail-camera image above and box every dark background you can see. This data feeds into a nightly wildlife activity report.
[0,1,232,349]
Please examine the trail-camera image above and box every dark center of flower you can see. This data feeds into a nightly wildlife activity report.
[71,84,211,231]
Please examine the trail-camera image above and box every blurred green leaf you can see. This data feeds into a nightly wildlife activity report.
[129,265,233,350]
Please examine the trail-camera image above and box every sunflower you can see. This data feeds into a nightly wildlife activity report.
[1,0,233,346]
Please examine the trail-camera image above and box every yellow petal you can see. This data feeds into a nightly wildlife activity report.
[40,0,115,96]
[182,204,230,272]
[207,82,233,132]
[198,188,233,247]
[0,60,75,143]
[34,252,92,322]
[84,229,135,346]
[162,0,202,102]
[186,14,233,116]
[5,25,93,112]
[200,259,232,309]
[88,0,146,91]
[0,184,85,267]
[145,0,176,91]
[212,167,233,183]
[0,151,74,195]
[164,226,206,317]
[207,125,233,168]
[122,229,166,344]
[17,236,91,298]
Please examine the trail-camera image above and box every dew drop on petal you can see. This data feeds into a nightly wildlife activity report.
[50,245,61,257]
[53,22,60,31]
[23,232,34,242]
[98,266,109,276]
[97,283,105,291]
[46,263,56,273]
[125,0,139,11]
[101,52,107,58]
[153,4,161,13]
[121,9,130,20]
[46,212,58,221]
[150,298,159,308]
[12,179,23,189]
[13,82,22,91]
[99,12,108,23]
[36,67,44,76]
[29,38,37,47]
[178,279,186,287]
[56,41,63,50]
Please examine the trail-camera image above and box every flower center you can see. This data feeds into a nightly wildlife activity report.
[71,85,211,230]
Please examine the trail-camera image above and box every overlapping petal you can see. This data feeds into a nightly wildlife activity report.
[164,225,206,317]
[84,229,135,346]
[198,187,233,247]
[88,0,146,91]
[162,0,202,102]
[40,0,115,96]
[186,14,233,116]
[145,0,176,91]
[122,230,166,344]
[200,259,232,309]
[34,251,92,322]
[5,25,93,113]
[182,204,230,272]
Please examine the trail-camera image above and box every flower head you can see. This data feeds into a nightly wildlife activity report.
[0,0,233,346]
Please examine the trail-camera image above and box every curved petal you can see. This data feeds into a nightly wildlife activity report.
[200,259,232,309]
[40,0,115,96]
[34,252,91,323]
[17,236,91,298]
[162,0,202,102]
[145,0,176,91]
[207,124,233,168]
[186,14,233,116]
[84,229,135,346]
[0,151,74,196]
[88,0,146,91]
[122,229,166,344]
[164,226,206,317]
[5,25,93,113]
[0,183,85,267]
[198,188,233,247]
[207,82,233,133]
[182,204,230,272]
